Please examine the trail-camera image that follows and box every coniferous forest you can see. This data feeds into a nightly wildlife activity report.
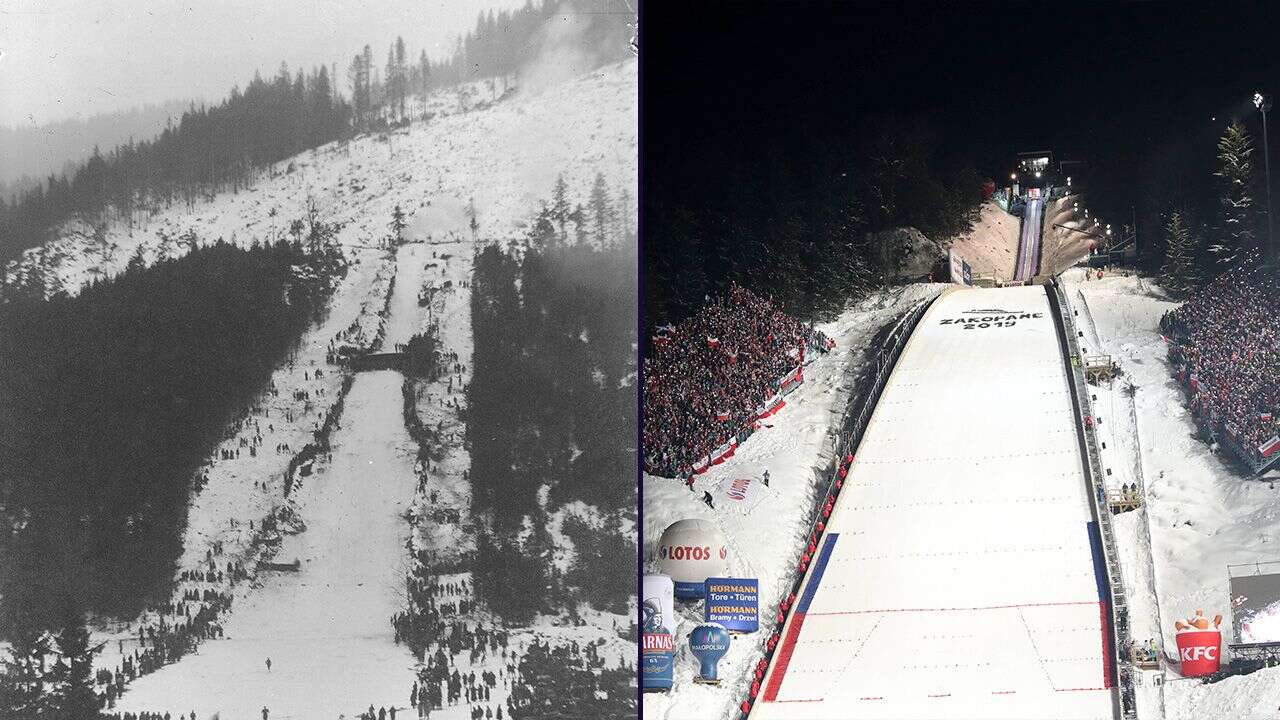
[0,238,345,636]
[467,179,637,627]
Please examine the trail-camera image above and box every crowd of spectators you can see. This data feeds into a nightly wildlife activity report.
[1161,266,1280,468]
[643,284,831,477]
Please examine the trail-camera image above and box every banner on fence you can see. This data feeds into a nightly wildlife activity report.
[1260,435,1280,458]
[704,577,759,633]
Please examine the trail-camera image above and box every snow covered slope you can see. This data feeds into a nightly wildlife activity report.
[64,59,636,719]
[752,285,1113,720]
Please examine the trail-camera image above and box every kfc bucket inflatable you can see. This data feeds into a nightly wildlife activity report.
[1174,609,1222,677]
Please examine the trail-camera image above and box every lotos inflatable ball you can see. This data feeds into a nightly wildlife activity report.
[656,519,730,600]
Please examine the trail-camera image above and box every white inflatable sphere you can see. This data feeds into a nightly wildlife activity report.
[656,519,730,599]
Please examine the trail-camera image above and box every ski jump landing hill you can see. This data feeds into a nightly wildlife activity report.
[751,284,1119,720]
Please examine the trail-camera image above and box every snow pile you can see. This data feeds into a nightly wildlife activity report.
[642,284,943,720]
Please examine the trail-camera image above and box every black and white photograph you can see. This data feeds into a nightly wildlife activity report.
[0,2,637,718]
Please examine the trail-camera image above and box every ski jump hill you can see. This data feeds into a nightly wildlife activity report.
[751,284,1119,720]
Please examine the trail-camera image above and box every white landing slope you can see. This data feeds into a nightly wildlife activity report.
[751,285,1114,720]
[114,251,429,720]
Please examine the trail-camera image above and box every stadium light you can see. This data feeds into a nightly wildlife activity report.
[1256,92,1275,264]
[1011,172,1017,180]
[1035,171,1041,178]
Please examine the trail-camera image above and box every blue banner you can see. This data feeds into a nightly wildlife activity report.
[703,577,759,633]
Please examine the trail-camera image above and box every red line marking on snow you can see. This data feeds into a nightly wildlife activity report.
[928,693,951,698]
[859,697,883,701]
[1098,601,1114,689]
[1054,687,1107,692]
[992,690,1017,695]
[769,699,823,704]
[806,600,1097,617]
[762,613,806,702]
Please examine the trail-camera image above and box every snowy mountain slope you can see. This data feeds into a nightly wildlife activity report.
[6,60,636,299]
[42,58,638,718]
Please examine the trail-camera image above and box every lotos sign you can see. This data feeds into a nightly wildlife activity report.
[1174,609,1222,677]
[657,519,730,600]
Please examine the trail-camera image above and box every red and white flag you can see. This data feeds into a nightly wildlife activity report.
[1259,435,1280,458]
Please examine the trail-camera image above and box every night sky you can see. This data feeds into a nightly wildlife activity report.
[644,1,1280,244]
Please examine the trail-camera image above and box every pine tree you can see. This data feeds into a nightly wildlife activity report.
[551,175,571,242]
[587,173,615,247]
[0,630,52,718]
[615,186,634,245]
[390,204,407,245]
[49,612,98,720]
[1160,209,1199,297]
[1210,121,1260,274]
[394,37,408,120]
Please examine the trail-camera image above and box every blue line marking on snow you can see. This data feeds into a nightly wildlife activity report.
[1086,521,1108,602]
[797,533,840,614]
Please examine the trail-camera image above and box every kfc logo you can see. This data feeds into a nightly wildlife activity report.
[1179,645,1217,662]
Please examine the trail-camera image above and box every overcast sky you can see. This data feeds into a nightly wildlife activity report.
[0,0,529,128]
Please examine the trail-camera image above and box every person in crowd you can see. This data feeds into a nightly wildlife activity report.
[643,284,832,477]
[1161,266,1280,465]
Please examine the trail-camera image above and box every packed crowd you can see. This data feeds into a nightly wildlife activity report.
[643,284,831,476]
[1161,266,1280,467]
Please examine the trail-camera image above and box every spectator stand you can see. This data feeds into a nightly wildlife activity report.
[1159,267,1280,477]
[643,285,836,481]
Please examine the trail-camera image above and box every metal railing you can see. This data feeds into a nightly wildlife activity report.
[1049,280,1133,720]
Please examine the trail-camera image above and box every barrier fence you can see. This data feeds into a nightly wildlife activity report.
[734,292,938,719]
[1049,280,1131,720]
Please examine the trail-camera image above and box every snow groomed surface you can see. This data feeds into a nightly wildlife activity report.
[751,285,1115,720]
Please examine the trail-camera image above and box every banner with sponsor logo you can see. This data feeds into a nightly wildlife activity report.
[716,476,766,512]
[703,577,760,633]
